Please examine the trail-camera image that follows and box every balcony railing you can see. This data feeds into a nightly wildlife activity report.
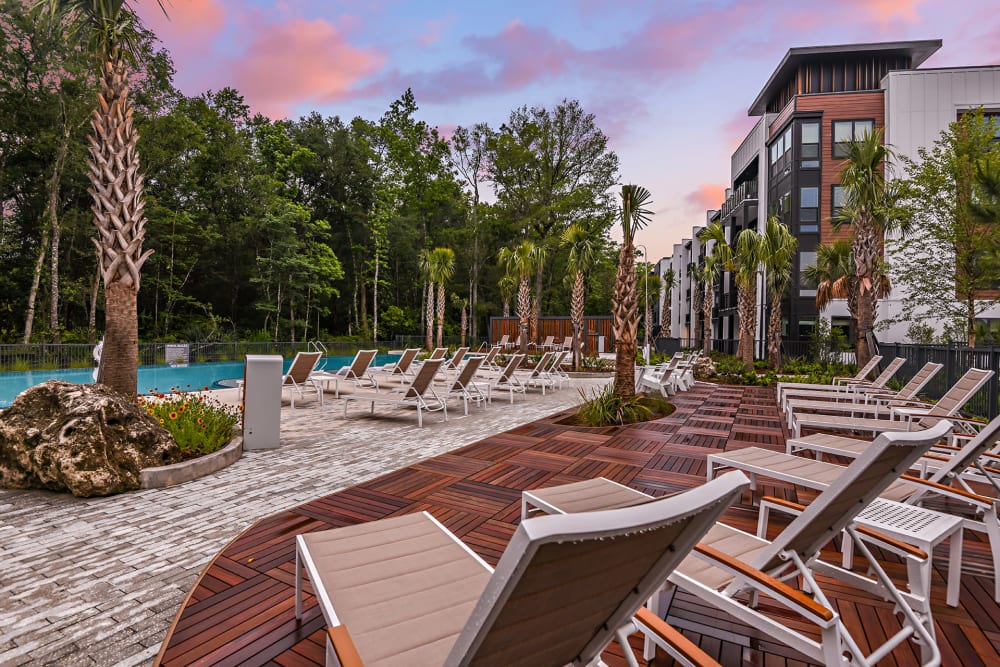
[720,180,758,219]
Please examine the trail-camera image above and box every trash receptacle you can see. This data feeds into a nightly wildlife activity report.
[243,354,282,450]
[597,335,606,354]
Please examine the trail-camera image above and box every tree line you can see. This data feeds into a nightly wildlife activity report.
[0,0,626,350]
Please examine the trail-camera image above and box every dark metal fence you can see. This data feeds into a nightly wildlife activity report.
[0,337,487,374]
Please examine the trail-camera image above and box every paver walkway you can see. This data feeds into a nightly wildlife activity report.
[0,377,610,667]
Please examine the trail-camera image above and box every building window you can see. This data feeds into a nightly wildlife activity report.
[799,251,817,297]
[831,184,845,218]
[769,126,794,175]
[832,119,874,158]
[800,187,818,231]
[801,122,819,168]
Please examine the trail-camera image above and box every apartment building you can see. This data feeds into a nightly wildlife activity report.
[667,39,1000,350]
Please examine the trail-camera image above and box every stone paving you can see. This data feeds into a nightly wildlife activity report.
[0,377,610,667]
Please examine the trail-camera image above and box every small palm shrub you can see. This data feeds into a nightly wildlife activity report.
[577,383,652,426]
[138,389,240,457]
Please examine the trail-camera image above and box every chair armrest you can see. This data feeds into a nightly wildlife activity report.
[854,526,928,560]
[328,626,365,667]
[899,474,994,508]
[633,607,722,667]
[691,544,835,625]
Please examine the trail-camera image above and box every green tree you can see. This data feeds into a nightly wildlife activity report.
[700,222,762,369]
[658,267,677,339]
[836,127,908,364]
[450,123,492,340]
[758,216,798,369]
[451,293,469,347]
[561,222,598,370]
[688,256,719,355]
[34,0,168,394]
[499,240,545,354]
[419,249,434,350]
[427,247,455,348]
[612,185,651,398]
[637,263,661,355]
[891,110,1000,345]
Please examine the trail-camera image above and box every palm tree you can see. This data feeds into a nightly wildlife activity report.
[637,264,661,355]
[451,293,469,347]
[658,267,677,339]
[612,185,652,398]
[687,262,703,344]
[835,128,908,366]
[498,273,515,318]
[419,249,434,350]
[758,216,798,369]
[802,240,855,315]
[699,222,762,370]
[561,223,598,371]
[688,256,719,355]
[499,240,544,354]
[427,247,455,348]
[35,0,167,396]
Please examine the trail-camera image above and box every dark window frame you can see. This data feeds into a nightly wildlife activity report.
[832,118,875,158]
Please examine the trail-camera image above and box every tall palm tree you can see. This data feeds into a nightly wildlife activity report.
[687,262,703,345]
[802,240,855,315]
[499,240,544,354]
[427,247,455,348]
[758,216,798,369]
[699,222,761,369]
[835,128,908,366]
[637,265,661,356]
[658,267,677,339]
[689,256,720,356]
[498,272,515,318]
[613,185,652,398]
[561,223,598,370]
[419,249,434,350]
[451,293,469,347]
[35,0,167,396]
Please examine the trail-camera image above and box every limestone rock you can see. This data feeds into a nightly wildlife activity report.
[0,380,181,497]
[694,355,717,379]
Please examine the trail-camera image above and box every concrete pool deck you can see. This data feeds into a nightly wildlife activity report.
[0,376,610,666]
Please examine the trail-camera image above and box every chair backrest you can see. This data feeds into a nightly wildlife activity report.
[447,347,470,369]
[853,354,883,381]
[541,335,554,347]
[496,354,525,383]
[868,357,905,387]
[446,472,750,667]
[429,347,448,360]
[405,358,446,399]
[497,334,509,346]
[344,349,377,377]
[285,351,323,383]
[527,351,555,378]
[896,362,943,400]
[547,350,568,372]
[483,346,500,365]
[450,356,484,391]
[393,348,420,373]
[758,420,953,572]
[924,367,994,417]
[926,412,1000,485]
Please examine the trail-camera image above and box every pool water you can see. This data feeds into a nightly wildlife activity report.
[0,354,400,408]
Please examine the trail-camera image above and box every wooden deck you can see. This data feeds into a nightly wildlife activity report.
[154,384,1000,666]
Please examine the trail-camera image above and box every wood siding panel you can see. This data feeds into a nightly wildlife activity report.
[796,91,885,245]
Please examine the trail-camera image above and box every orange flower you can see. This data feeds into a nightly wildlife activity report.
[179,404,187,413]
[158,418,165,425]
[169,412,179,420]
[202,424,208,430]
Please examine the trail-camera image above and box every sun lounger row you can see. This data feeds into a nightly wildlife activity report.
[635,350,701,397]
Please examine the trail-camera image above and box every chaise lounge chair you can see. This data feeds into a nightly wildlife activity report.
[440,355,488,415]
[788,367,993,438]
[776,354,883,404]
[342,358,447,428]
[375,347,420,379]
[779,356,907,412]
[479,353,526,404]
[294,472,749,667]
[707,415,1000,605]
[277,351,324,408]
[515,351,556,394]
[312,349,380,398]
[522,421,954,666]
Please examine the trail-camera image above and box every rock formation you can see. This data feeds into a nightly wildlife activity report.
[0,380,180,497]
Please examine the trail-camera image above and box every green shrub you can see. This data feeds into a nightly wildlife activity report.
[577,384,652,426]
[138,391,240,458]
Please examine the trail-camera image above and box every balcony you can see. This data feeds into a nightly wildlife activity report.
[720,180,758,219]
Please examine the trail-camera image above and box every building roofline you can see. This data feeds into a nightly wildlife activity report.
[749,39,942,116]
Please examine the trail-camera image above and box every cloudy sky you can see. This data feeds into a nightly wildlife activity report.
[137,0,1000,262]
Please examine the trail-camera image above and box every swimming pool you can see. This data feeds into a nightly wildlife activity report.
[0,353,400,408]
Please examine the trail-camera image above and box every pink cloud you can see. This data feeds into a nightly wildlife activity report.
[849,0,923,24]
[465,20,576,88]
[723,110,759,150]
[685,184,726,211]
[230,18,385,118]
[419,15,456,46]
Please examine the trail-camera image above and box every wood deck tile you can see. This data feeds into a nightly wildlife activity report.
[155,383,1000,667]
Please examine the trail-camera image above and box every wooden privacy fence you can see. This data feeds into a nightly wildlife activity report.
[489,316,614,353]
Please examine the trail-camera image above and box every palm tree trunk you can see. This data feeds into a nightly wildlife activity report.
[768,294,782,369]
[102,282,138,396]
[571,270,585,371]
[460,306,467,347]
[48,125,70,345]
[702,285,713,355]
[737,285,757,370]
[517,276,531,354]
[853,216,878,367]
[436,283,445,348]
[690,284,702,347]
[613,245,638,398]
[658,289,671,339]
[425,282,434,350]
[88,263,100,345]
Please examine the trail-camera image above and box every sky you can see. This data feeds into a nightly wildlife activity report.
[136,0,1000,263]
